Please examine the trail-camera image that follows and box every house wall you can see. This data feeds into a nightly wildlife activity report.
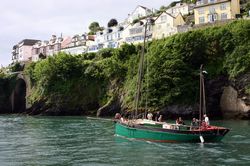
[122,22,148,44]
[61,45,87,55]
[95,26,123,49]
[18,45,33,61]
[231,0,240,17]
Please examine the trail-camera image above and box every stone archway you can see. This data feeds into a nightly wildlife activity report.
[10,72,31,113]
[11,79,26,113]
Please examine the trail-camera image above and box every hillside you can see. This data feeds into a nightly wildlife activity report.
[1,20,250,119]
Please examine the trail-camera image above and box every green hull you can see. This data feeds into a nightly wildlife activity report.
[115,122,228,143]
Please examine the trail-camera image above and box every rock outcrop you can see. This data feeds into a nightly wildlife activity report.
[220,86,250,119]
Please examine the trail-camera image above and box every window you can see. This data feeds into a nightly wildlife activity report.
[221,13,227,20]
[208,14,217,22]
[129,27,143,35]
[198,8,204,14]
[199,16,205,24]
[209,7,215,13]
[161,15,167,22]
[220,3,227,10]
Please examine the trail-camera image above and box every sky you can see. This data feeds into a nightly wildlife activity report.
[0,0,175,67]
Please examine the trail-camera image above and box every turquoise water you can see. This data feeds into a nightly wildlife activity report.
[0,115,249,166]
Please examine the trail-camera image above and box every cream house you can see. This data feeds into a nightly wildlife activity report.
[194,0,240,25]
[153,12,185,39]
[166,2,194,16]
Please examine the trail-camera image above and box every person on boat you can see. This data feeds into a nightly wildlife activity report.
[190,118,199,130]
[204,114,210,126]
[155,111,160,121]
[158,115,163,122]
[147,113,153,120]
[176,117,185,125]
[114,113,121,120]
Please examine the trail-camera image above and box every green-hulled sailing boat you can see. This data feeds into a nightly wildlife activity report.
[114,18,229,143]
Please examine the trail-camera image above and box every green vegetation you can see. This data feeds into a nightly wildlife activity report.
[10,62,23,72]
[88,22,103,35]
[107,18,118,27]
[24,20,250,113]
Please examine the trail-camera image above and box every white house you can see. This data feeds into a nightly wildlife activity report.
[95,25,124,49]
[61,34,88,55]
[123,5,153,25]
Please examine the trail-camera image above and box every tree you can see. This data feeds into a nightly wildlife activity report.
[88,22,101,34]
[107,19,118,27]
[159,5,167,11]
[10,62,23,72]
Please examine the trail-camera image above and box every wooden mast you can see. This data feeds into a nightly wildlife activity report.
[199,65,203,125]
[134,19,149,118]
[199,64,206,125]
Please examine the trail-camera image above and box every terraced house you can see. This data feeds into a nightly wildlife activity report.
[31,35,63,62]
[194,0,240,24]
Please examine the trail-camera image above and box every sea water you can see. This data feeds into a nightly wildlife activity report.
[0,115,249,166]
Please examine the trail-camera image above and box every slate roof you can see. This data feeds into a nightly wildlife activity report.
[19,39,41,46]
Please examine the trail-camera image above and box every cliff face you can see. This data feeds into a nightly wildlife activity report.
[0,77,14,113]
[220,72,250,119]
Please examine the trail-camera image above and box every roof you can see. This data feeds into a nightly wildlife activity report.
[61,36,72,49]
[19,39,40,46]
[194,0,230,8]
[130,5,152,16]
[138,5,150,10]
[155,11,176,21]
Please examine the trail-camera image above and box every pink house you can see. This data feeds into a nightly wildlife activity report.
[12,39,40,63]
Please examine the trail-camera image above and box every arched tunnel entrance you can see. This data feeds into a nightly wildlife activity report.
[12,79,27,113]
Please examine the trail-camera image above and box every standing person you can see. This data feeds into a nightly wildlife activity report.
[204,114,210,126]
[155,111,160,121]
